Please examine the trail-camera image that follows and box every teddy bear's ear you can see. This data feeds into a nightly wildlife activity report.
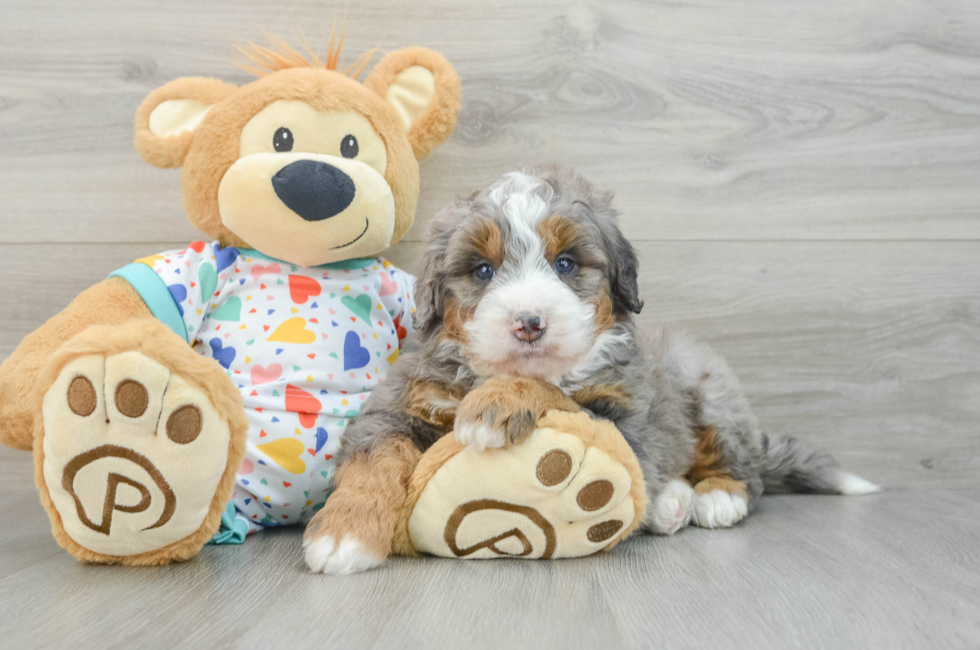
[364,48,461,160]
[134,77,238,168]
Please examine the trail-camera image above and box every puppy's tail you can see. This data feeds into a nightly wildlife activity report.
[761,434,880,495]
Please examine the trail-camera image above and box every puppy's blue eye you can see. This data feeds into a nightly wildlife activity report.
[555,257,575,275]
[474,263,495,281]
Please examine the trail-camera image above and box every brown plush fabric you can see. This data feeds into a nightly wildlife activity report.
[363,47,462,161]
[31,318,248,566]
[0,278,152,451]
[134,77,239,169]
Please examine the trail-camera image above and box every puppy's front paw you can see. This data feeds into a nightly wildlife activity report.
[454,404,537,451]
[453,377,563,451]
[454,418,506,451]
[304,534,384,575]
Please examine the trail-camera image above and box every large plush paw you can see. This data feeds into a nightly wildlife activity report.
[39,350,234,560]
[409,419,641,559]
[303,534,384,575]
[689,482,749,529]
[647,479,695,535]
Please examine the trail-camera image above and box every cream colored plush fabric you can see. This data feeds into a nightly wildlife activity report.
[407,414,645,560]
[41,352,231,557]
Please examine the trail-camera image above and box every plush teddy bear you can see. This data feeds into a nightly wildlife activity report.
[0,33,462,565]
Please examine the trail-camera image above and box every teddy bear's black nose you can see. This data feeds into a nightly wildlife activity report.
[272,160,356,222]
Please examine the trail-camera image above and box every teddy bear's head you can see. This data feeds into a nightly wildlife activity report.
[134,39,460,267]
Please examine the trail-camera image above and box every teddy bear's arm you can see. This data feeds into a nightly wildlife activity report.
[0,278,152,450]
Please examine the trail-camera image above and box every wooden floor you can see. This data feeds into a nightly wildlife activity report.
[1,0,978,648]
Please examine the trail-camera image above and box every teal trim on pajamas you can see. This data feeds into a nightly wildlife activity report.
[109,262,188,342]
[207,502,248,545]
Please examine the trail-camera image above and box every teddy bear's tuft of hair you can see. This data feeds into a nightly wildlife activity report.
[235,18,377,80]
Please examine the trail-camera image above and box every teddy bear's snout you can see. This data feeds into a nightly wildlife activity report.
[272,159,356,222]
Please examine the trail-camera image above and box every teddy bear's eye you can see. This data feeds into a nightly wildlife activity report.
[340,134,359,159]
[273,127,293,152]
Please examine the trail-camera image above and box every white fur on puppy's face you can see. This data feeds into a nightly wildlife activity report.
[462,174,597,379]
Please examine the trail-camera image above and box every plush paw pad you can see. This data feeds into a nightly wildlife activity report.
[690,489,748,529]
[304,534,384,575]
[409,424,637,559]
[647,479,695,535]
[40,351,231,557]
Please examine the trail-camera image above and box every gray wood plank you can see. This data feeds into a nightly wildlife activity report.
[0,465,977,650]
[2,0,980,244]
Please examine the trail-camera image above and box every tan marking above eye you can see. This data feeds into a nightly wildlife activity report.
[166,405,203,444]
[536,449,573,486]
[115,379,149,418]
[238,101,387,175]
[67,376,97,417]
[538,214,581,262]
[577,479,615,511]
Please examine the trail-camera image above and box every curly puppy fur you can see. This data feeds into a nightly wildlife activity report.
[313,166,878,564]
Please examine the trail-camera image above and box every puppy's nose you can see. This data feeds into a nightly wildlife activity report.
[272,160,356,222]
[513,312,546,342]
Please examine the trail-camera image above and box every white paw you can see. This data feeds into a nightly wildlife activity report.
[454,420,506,451]
[690,490,748,529]
[836,472,881,495]
[304,534,384,575]
[647,479,695,535]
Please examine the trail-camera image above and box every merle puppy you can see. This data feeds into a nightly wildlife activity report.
[303,166,879,574]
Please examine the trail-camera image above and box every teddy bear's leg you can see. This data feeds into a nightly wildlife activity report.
[1,278,152,451]
[303,438,421,574]
[34,318,247,565]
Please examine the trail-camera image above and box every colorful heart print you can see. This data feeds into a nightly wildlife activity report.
[212,296,242,321]
[256,438,306,474]
[343,331,371,370]
[289,275,322,304]
[251,363,282,385]
[251,262,280,281]
[168,284,187,316]
[285,383,321,429]
[341,294,374,325]
[267,317,316,344]
[209,337,236,369]
[379,273,398,296]
[199,262,218,303]
[214,244,240,272]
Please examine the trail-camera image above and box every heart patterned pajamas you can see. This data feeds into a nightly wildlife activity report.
[110,241,414,537]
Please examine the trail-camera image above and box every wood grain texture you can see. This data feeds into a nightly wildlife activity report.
[1,0,980,243]
[0,0,978,648]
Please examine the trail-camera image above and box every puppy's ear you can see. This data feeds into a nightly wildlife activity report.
[597,213,643,315]
[412,201,465,334]
[364,48,461,160]
[135,77,238,168]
